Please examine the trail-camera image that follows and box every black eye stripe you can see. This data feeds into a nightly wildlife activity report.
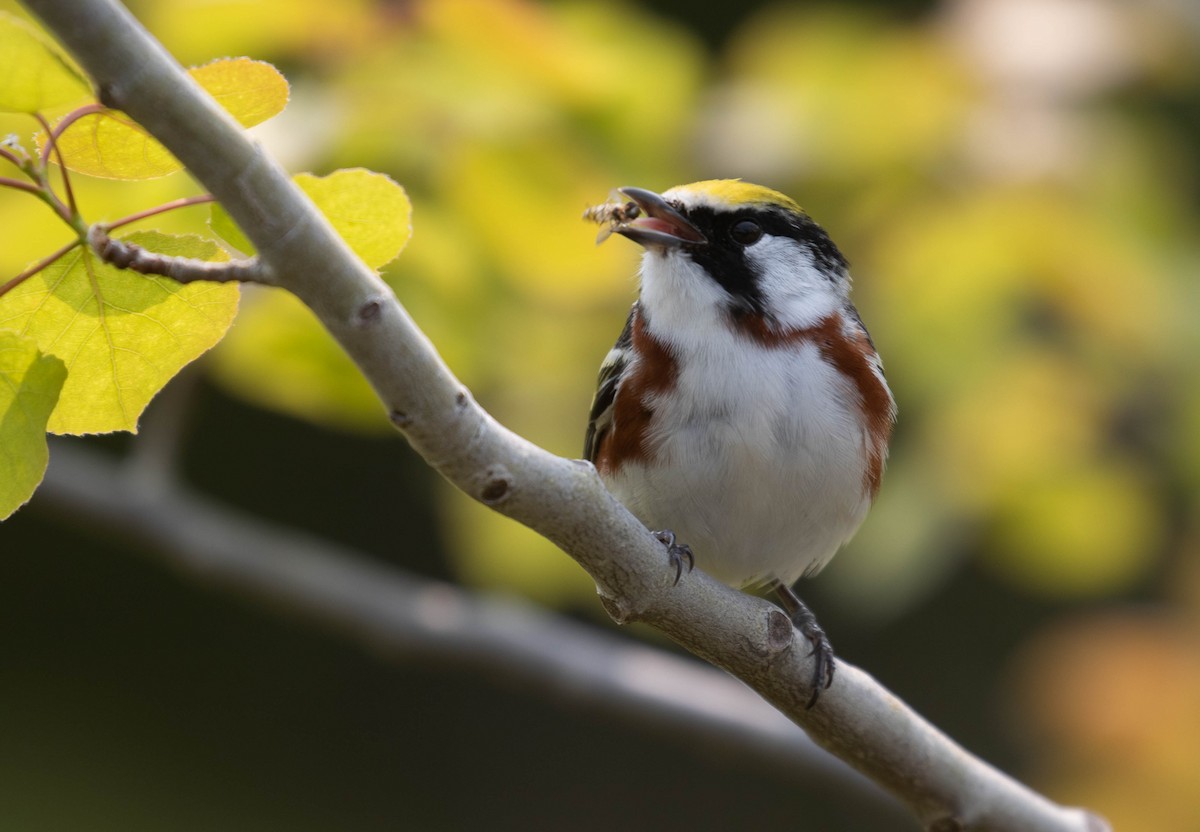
[676,204,848,301]
[678,206,844,262]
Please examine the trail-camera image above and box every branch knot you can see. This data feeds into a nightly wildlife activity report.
[479,464,513,506]
[354,295,385,326]
[764,608,795,657]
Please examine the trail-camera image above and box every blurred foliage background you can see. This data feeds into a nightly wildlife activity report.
[2,0,1199,829]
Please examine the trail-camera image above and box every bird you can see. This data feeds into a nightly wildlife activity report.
[583,180,895,707]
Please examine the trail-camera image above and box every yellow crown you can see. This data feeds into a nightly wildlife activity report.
[668,179,803,213]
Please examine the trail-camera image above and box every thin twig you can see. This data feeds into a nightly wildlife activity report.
[0,144,25,167]
[0,175,43,195]
[32,114,76,225]
[88,222,266,284]
[1,157,75,225]
[35,111,79,217]
[106,193,215,230]
[39,101,106,166]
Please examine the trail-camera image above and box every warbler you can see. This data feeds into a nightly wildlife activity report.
[583,181,895,706]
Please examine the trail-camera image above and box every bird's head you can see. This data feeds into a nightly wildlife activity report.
[588,180,851,335]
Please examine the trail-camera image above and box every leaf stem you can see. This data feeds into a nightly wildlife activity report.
[35,111,79,218]
[29,181,76,226]
[106,193,216,230]
[0,238,82,299]
[40,102,107,166]
[0,175,43,195]
[0,144,26,168]
[14,177,76,228]
[2,114,78,228]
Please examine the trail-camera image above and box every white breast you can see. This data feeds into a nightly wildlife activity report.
[603,322,874,588]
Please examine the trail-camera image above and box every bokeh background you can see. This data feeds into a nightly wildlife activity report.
[3,0,1199,829]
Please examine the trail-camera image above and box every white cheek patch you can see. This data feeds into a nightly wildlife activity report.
[638,235,848,343]
[744,237,844,330]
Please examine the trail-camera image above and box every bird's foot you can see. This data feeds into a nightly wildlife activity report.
[773,583,836,709]
[651,529,694,586]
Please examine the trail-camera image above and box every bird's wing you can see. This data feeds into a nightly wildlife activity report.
[584,303,636,462]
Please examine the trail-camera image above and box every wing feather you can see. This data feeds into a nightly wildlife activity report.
[584,304,636,462]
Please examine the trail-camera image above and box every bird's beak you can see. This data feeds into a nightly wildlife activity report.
[613,187,706,249]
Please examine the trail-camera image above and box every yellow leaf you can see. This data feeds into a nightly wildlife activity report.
[0,231,239,434]
[294,169,411,269]
[188,57,290,128]
[206,169,410,431]
[48,110,181,180]
[211,168,412,269]
[0,329,65,520]
[0,11,90,113]
[48,57,288,179]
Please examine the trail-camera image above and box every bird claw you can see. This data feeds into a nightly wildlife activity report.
[652,529,694,586]
[798,622,835,709]
[774,583,836,709]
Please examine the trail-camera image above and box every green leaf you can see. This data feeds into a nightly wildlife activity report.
[48,57,289,179]
[0,329,65,520]
[207,199,253,255]
[211,168,412,268]
[0,11,90,113]
[0,231,239,434]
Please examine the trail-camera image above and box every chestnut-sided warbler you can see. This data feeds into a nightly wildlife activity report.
[583,181,896,705]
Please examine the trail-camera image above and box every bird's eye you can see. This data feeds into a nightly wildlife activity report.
[729,219,763,246]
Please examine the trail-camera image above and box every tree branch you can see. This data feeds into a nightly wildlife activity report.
[37,438,898,813]
[21,1,1108,830]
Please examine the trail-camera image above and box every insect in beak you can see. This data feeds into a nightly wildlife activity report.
[583,187,706,249]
